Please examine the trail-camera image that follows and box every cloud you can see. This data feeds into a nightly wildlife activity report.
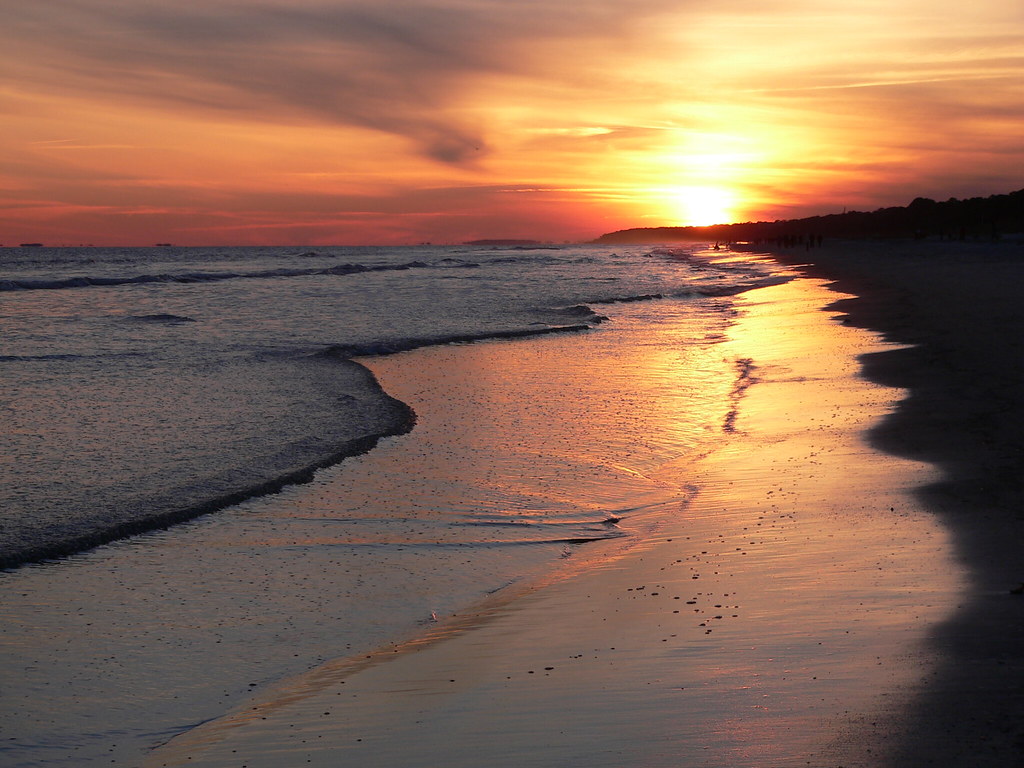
[1,0,694,164]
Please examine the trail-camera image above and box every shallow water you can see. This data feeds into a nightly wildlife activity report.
[144,279,962,768]
[0,243,782,567]
[0,276,769,765]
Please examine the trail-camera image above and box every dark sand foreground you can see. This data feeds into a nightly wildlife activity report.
[146,249,993,767]
[772,239,1024,765]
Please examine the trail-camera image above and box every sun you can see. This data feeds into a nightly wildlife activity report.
[671,185,737,226]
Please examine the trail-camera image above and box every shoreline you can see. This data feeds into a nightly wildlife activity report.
[0,285,743,766]
[770,239,1024,764]
[147,269,961,767]
[0,322,610,572]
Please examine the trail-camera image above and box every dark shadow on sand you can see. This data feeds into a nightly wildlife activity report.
[775,241,1024,766]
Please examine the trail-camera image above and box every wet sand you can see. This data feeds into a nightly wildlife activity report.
[147,273,963,767]
[771,239,1024,765]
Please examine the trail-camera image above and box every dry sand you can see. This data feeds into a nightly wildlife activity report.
[147,264,975,767]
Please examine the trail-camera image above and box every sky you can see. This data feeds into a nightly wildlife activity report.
[2,0,1023,245]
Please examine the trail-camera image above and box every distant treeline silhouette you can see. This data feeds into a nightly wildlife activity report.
[594,188,1024,245]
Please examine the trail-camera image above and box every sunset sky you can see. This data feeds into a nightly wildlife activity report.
[2,0,1023,245]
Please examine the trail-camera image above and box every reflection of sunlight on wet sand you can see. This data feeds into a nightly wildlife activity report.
[639,278,961,764]
[148,272,962,768]
[360,298,742,527]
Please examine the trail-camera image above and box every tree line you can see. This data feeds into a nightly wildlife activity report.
[594,188,1024,245]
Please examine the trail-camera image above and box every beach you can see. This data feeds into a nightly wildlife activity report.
[143,248,992,767]
[5,242,1023,766]
[0,244,790,766]
[773,240,1024,765]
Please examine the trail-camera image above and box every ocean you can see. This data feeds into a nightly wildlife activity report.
[0,243,791,765]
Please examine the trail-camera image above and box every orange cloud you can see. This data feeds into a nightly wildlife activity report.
[2,0,1023,245]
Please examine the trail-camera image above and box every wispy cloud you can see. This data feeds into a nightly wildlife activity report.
[1,0,697,164]
[745,72,1021,94]
[2,0,1023,244]
[30,140,144,150]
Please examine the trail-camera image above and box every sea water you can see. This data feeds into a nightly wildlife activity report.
[0,243,789,765]
[1,244,782,567]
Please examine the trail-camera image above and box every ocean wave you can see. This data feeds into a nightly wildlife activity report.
[454,515,622,527]
[0,351,148,363]
[301,533,627,549]
[0,353,89,363]
[551,304,608,321]
[0,257,483,293]
[125,313,197,324]
[320,323,597,359]
[696,274,792,296]
[0,357,416,571]
[484,255,567,265]
[431,257,480,268]
[591,293,665,304]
